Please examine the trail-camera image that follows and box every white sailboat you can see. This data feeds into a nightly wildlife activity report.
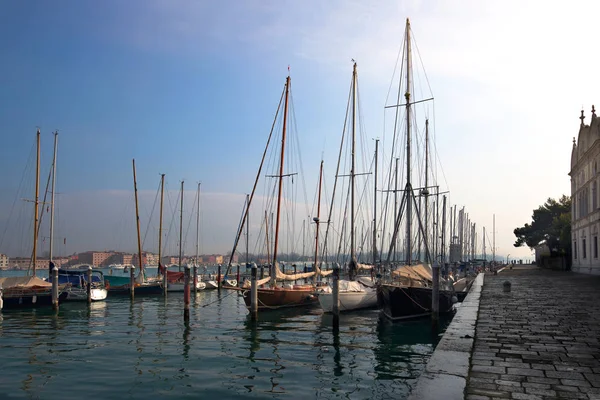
[318,63,377,313]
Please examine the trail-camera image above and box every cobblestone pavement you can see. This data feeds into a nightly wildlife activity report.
[466,266,600,400]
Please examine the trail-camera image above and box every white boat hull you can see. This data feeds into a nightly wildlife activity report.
[167,281,206,291]
[318,288,377,312]
[204,280,219,289]
[65,287,108,302]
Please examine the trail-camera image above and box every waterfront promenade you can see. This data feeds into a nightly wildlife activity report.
[467,265,600,399]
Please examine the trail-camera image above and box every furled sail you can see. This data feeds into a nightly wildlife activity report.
[274,262,315,281]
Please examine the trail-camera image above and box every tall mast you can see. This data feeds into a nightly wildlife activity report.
[483,226,486,261]
[350,62,357,269]
[158,174,165,271]
[492,213,496,262]
[405,18,413,265]
[196,183,201,265]
[424,119,429,263]
[179,180,184,271]
[394,157,399,261]
[441,195,447,264]
[32,129,41,276]
[314,160,324,271]
[272,76,290,279]
[49,131,58,263]
[246,194,249,264]
[132,159,143,274]
[373,139,379,266]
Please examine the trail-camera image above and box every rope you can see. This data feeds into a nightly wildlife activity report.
[396,285,430,312]
[199,289,237,308]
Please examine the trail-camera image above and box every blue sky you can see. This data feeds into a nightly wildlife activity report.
[0,0,594,260]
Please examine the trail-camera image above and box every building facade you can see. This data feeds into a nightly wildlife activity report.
[0,253,8,270]
[570,106,600,275]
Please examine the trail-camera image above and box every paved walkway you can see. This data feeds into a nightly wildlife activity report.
[466,265,600,400]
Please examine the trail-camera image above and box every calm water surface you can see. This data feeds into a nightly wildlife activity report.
[0,270,451,399]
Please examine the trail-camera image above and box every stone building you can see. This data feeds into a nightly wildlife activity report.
[570,106,600,275]
[0,253,8,269]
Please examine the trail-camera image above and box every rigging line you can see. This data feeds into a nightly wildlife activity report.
[165,183,179,256]
[225,82,285,274]
[322,75,353,260]
[30,148,55,269]
[142,179,161,250]
[289,90,311,231]
[0,140,36,250]
[182,187,198,259]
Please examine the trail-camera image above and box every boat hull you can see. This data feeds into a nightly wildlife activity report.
[107,283,163,296]
[1,291,68,309]
[377,284,456,321]
[167,281,206,291]
[64,288,108,301]
[242,286,318,310]
[318,289,378,312]
[204,280,219,289]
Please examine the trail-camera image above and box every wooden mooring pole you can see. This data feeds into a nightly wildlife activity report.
[184,265,191,321]
[193,265,198,295]
[52,266,59,310]
[87,265,92,303]
[130,265,135,300]
[432,260,440,328]
[332,263,340,330]
[250,263,258,320]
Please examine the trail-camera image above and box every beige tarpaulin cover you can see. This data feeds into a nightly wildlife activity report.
[0,276,53,288]
[391,263,433,282]
[357,263,373,271]
[315,264,333,277]
[274,263,315,281]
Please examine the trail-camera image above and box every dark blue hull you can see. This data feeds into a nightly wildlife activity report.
[377,284,455,321]
[107,283,163,296]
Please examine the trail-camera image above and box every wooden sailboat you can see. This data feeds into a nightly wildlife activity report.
[105,159,162,295]
[317,63,377,313]
[167,181,207,291]
[1,130,68,309]
[376,18,456,320]
[231,75,318,310]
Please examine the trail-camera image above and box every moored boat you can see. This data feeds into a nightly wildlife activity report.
[50,267,108,301]
[0,276,68,309]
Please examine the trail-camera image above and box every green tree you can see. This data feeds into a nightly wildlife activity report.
[513,195,572,258]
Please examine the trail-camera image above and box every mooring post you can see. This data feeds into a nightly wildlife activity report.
[237,264,241,288]
[250,263,258,320]
[432,260,440,327]
[52,266,59,310]
[332,263,340,329]
[217,264,222,291]
[193,265,198,294]
[294,264,298,284]
[260,264,264,279]
[130,265,135,300]
[87,265,92,303]
[163,265,168,296]
[184,265,191,320]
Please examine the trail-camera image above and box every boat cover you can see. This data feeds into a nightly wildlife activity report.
[0,276,53,289]
[274,262,316,281]
[391,263,433,282]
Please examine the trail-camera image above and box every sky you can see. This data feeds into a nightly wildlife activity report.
[0,0,595,261]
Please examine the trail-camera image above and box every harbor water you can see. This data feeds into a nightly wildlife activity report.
[0,268,452,399]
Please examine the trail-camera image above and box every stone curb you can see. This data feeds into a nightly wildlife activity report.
[408,273,485,400]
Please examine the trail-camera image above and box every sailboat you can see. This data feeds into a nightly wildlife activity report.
[224,75,318,310]
[167,181,206,291]
[376,19,456,321]
[1,130,68,309]
[104,159,162,295]
[317,63,377,313]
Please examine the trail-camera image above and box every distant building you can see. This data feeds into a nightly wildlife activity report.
[570,106,600,275]
[77,251,114,266]
[0,253,8,270]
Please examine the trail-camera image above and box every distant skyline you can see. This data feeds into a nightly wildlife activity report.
[1,0,589,260]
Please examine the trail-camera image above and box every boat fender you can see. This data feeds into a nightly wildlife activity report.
[451,295,458,304]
